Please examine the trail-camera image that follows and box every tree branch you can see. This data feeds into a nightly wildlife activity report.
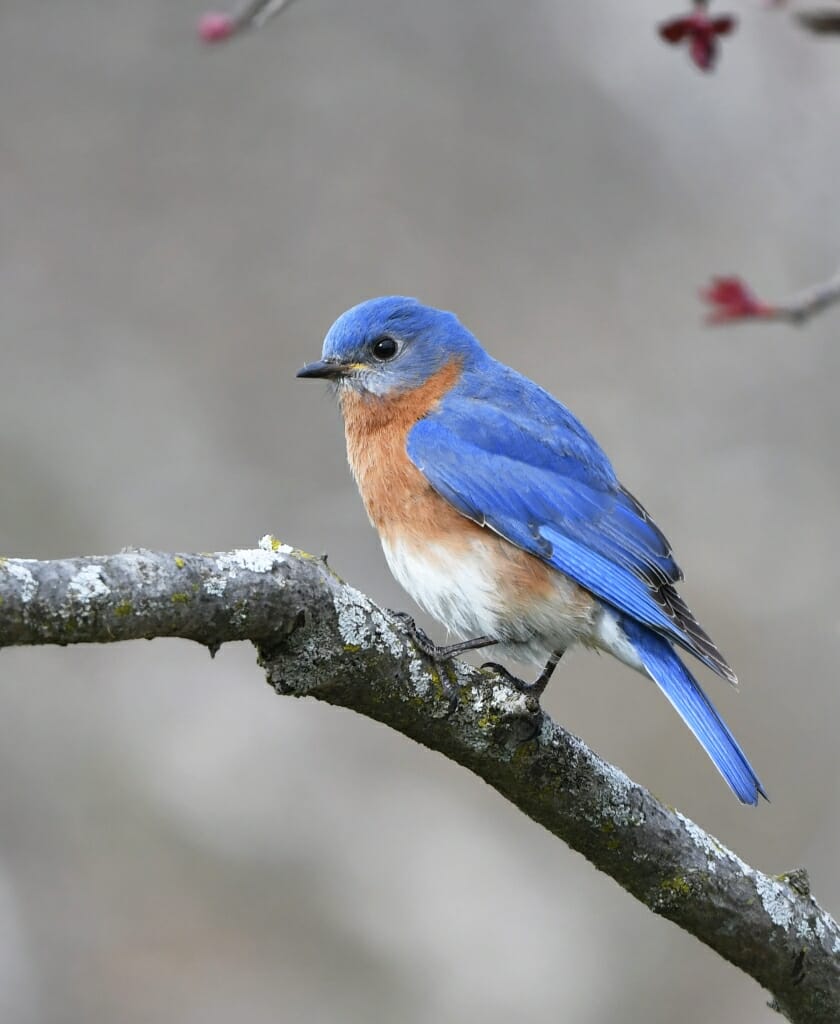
[773,266,840,323]
[1,540,838,1022]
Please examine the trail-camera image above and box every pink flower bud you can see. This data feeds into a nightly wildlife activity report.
[702,277,774,324]
[658,8,736,72]
[198,12,236,44]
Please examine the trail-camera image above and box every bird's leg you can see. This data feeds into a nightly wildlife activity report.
[388,611,497,662]
[481,649,564,698]
[529,649,564,696]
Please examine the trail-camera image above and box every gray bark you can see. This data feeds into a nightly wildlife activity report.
[0,541,838,1023]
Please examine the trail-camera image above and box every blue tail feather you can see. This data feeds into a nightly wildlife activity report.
[621,619,767,805]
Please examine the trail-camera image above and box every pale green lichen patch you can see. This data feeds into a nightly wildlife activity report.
[203,575,227,597]
[204,545,292,598]
[333,585,373,646]
[114,600,133,617]
[221,548,290,575]
[595,760,644,828]
[67,565,109,603]
[174,556,185,569]
[675,811,736,876]
[661,875,692,898]
[171,592,190,605]
[408,660,432,696]
[258,534,293,556]
[421,662,445,701]
[652,875,694,911]
[755,874,796,930]
[332,586,429,696]
[5,561,37,603]
[490,684,529,716]
[798,907,831,944]
[468,681,534,746]
[536,716,644,830]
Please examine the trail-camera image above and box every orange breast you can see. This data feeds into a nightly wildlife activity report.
[338,361,572,611]
[339,361,464,542]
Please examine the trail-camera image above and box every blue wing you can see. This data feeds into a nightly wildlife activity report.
[406,365,734,682]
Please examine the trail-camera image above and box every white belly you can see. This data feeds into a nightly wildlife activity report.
[380,532,601,667]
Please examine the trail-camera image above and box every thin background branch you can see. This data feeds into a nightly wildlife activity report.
[796,8,840,35]
[703,266,840,326]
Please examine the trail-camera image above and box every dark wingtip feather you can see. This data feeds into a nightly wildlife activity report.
[655,585,738,685]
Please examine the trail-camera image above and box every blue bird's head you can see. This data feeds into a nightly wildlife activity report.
[297,296,485,397]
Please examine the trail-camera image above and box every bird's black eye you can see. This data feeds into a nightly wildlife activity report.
[371,336,399,361]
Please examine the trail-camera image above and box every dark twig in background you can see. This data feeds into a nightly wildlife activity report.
[796,8,840,35]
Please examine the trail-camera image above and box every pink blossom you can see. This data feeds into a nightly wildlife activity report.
[659,8,736,71]
[198,12,236,44]
[702,277,775,324]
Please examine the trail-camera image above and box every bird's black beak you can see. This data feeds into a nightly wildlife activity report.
[296,359,349,381]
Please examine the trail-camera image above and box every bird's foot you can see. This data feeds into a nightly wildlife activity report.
[481,661,526,690]
[389,612,498,715]
[388,611,497,662]
[481,649,564,700]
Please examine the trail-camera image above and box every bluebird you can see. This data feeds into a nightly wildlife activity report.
[297,296,766,804]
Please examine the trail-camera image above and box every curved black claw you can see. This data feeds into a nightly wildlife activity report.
[481,661,528,690]
[388,611,497,663]
[387,611,438,658]
[481,649,564,699]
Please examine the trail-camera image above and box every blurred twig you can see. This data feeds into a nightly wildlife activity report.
[198,0,299,43]
[703,266,840,326]
[1,540,839,1023]
[769,0,840,35]
[796,9,840,34]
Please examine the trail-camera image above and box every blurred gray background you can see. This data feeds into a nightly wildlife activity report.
[2,1,839,1021]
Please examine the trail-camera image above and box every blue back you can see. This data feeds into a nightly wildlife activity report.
[405,357,725,672]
